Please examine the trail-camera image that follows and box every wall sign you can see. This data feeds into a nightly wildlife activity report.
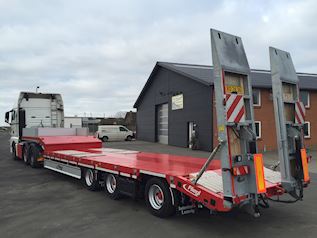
[172,94,183,110]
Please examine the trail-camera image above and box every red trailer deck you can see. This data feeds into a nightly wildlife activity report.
[23,135,285,213]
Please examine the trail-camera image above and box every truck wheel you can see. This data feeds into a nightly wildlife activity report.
[104,174,121,200]
[29,144,42,168]
[145,178,176,218]
[23,144,30,165]
[82,168,100,191]
[126,135,133,141]
[102,136,109,142]
[11,143,18,160]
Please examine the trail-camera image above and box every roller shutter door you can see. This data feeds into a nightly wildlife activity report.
[157,103,168,144]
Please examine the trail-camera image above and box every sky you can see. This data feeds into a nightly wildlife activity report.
[1,0,317,125]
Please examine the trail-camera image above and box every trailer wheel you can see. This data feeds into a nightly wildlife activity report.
[104,174,121,200]
[102,136,109,142]
[11,143,18,160]
[29,144,42,168]
[22,144,30,165]
[82,168,100,191]
[145,178,176,218]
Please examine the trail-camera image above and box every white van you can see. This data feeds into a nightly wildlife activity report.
[97,125,134,142]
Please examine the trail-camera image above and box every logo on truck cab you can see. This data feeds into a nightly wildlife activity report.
[183,184,201,197]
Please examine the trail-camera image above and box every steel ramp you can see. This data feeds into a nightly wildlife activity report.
[264,167,282,184]
[191,168,282,194]
[191,170,224,193]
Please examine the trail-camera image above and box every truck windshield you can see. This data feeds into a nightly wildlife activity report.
[5,111,10,123]
[5,110,13,124]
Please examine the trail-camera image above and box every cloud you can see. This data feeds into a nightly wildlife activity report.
[0,0,317,125]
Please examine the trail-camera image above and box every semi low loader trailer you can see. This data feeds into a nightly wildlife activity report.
[5,29,310,218]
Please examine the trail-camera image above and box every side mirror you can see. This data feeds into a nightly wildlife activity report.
[5,111,10,124]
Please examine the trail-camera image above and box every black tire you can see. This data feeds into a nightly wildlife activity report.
[144,178,176,218]
[102,136,109,142]
[29,144,42,168]
[82,168,101,191]
[104,173,121,200]
[22,144,30,165]
[126,135,133,141]
[11,143,18,160]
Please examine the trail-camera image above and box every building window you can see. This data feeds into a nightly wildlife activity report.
[303,121,311,139]
[253,89,261,106]
[254,121,261,139]
[299,91,310,108]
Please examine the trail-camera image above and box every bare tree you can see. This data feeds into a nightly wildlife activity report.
[114,111,127,118]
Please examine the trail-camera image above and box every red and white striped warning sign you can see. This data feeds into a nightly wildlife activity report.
[233,165,249,176]
[295,101,305,124]
[225,94,246,123]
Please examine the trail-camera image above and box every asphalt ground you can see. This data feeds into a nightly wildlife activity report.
[0,131,316,238]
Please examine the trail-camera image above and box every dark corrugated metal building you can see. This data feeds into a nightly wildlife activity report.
[133,62,317,151]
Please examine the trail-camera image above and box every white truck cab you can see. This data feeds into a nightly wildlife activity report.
[97,125,134,142]
[5,92,64,156]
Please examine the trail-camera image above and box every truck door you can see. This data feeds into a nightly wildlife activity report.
[18,109,26,138]
[10,109,19,138]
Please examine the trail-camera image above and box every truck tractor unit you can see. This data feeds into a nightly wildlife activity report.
[5,92,64,167]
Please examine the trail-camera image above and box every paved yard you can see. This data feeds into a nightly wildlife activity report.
[0,131,316,238]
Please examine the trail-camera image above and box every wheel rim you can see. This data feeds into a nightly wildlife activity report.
[12,145,16,157]
[106,174,117,194]
[85,169,94,186]
[23,148,28,162]
[30,154,35,164]
[148,184,164,210]
[103,137,108,142]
